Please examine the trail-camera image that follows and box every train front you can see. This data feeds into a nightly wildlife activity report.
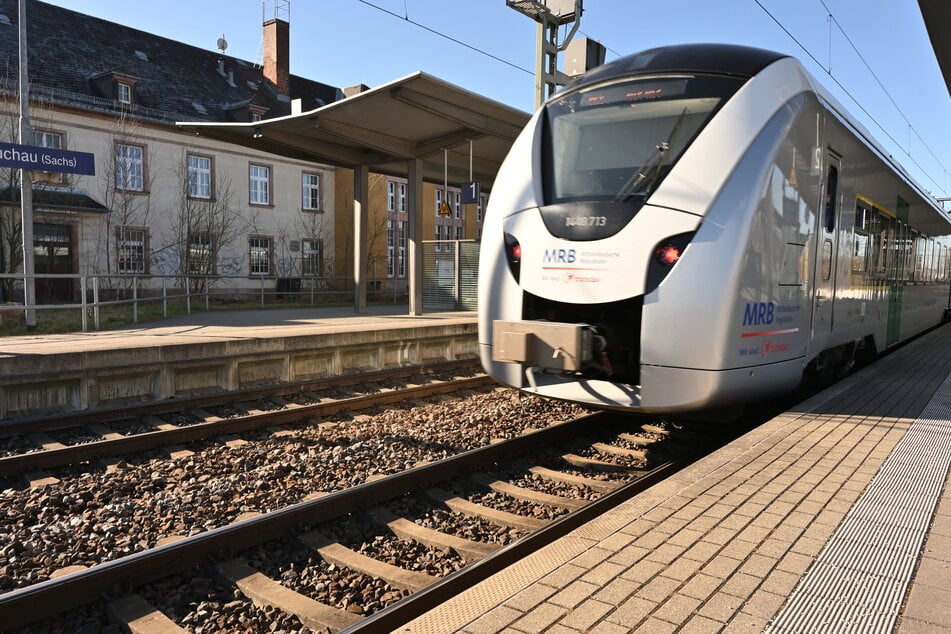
[478,45,805,413]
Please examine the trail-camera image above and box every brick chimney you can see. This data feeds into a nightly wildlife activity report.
[263,14,289,95]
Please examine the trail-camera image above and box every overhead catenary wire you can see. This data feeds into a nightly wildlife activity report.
[357,0,947,199]
[753,0,949,199]
[354,0,533,76]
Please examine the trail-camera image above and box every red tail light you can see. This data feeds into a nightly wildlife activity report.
[655,244,681,265]
[503,233,521,282]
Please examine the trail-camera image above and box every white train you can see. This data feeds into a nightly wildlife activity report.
[478,43,951,413]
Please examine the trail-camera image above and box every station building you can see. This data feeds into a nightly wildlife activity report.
[0,0,489,305]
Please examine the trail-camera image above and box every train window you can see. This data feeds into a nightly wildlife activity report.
[541,74,746,204]
[911,232,922,281]
[852,232,868,273]
[928,238,937,282]
[855,203,871,230]
[823,164,838,233]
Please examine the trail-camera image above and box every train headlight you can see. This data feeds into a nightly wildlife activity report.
[655,244,681,266]
[504,232,521,282]
[646,232,694,294]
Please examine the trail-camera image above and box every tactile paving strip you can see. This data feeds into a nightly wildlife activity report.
[766,372,951,633]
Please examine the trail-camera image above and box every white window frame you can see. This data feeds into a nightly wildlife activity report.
[387,181,396,213]
[115,143,144,191]
[188,232,214,275]
[398,220,407,277]
[249,236,272,276]
[117,82,132,104]
[302,238,323,277]
[187,154,212,199]
[249,163,271,206]
[302,172,322,211]
[116,226,147,274]
[33,130,63,149]
[387,219,395,277]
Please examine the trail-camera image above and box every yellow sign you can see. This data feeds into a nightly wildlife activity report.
[439,201,452,216]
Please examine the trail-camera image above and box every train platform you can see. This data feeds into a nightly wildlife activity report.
[0,305,477,420]
[404,324,951,633]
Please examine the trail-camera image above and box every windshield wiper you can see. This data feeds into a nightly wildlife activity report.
[613,107,688,203]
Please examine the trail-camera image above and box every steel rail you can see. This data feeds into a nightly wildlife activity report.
[344,425,742,633]
[0,359,481,435]
[0,374,495,477]
[0,411,611,630]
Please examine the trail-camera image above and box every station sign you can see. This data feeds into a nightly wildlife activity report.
[0,141,96,175]
[460,181,481,204]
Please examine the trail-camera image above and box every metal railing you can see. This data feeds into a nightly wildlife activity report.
[0,273,409,332]
[0,241,481,332]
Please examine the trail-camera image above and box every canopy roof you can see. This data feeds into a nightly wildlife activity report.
[178,71,531,189]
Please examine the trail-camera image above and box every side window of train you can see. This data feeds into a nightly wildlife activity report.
[823,162,839,233]
[852,203,870,274]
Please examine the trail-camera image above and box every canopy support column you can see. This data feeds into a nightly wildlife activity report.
[407,158,424,316]
[353,163,368,314]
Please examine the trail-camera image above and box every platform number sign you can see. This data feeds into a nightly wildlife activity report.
[460,181,480,205]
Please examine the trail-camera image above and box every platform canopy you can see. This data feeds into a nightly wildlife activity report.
[920,0,951,98]
[177,71,531,189]
[177,71,531,316]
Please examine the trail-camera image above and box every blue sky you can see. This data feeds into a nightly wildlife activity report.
[43,0,950,202]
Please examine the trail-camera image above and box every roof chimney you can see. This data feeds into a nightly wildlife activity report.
[262,0,290,95]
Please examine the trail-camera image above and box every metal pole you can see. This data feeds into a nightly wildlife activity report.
[80,275,87,332]
[17,0,35,329]
[92,276,100,329]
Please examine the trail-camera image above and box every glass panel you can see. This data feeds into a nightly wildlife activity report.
[543,74,744,204]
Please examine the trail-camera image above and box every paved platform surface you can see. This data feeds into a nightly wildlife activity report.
[403,325,951,633]
[0,305,477,357]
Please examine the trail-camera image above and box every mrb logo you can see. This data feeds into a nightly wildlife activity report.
[543,248,576,264]
[742,302,775,326]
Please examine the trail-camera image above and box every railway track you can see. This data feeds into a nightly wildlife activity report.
[1,408,747,633]
[0,361,489,480]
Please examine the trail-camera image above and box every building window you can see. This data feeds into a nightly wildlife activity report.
[435,188,443,215]
[117,82,132,104]
[187,155,212,199]
[249,163,271,205]
[398,220,407,277]
[399,183,406,213]
[115,143,145,191]
[387,219,395,277]
[251,112,263,122]
[387,181,396,213]
[249,236,272,275]
[455,226,463,240]
[187,233,214,275]
[478,194,487,223]
[453,191,461,219]
[435,224,443,252]
[302,172,322,211]
[32,130,65,183]
[302,239,323,277]
[33,130,63,150]
[116,226,147,274]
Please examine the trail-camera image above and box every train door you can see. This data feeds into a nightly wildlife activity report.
[811,155,840,340]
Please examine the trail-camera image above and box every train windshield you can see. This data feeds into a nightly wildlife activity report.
[543,74,746,204]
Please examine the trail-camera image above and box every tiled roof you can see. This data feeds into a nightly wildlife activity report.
[0,0,341,124]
